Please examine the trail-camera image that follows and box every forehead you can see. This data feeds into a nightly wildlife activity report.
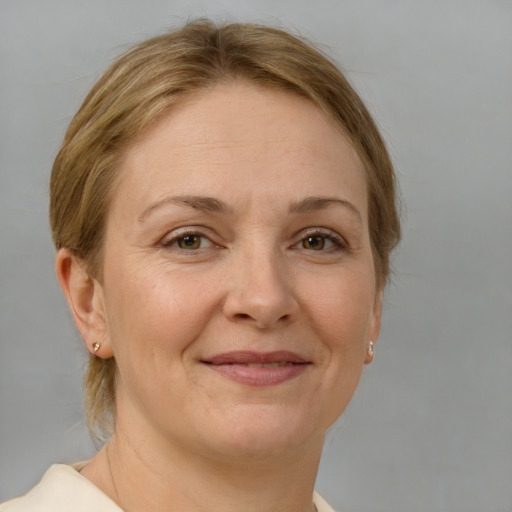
[113,81,368,217]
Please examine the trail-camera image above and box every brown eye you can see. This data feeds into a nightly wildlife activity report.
[177,235,202,249]
[302,236,326,250]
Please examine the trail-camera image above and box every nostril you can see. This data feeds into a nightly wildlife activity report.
[232,311,291,326]
[223,284,299,328]
[234,313,252,321]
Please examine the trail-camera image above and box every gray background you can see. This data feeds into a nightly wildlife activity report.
[1,1,511,511]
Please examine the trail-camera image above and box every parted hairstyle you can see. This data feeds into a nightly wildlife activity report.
[49,19,401,440]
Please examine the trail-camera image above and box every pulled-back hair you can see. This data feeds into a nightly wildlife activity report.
[50,19,401,440]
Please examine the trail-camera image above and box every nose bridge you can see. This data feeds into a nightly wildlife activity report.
[223,235,298,328]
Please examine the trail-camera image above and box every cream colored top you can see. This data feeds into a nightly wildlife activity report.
[1,464,336,512]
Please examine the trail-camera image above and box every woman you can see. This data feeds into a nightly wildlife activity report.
[2,19,400,512]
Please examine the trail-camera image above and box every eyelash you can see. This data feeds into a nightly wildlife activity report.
[160,229,217,251]
[293,229,348,252]
[159,228,348,253]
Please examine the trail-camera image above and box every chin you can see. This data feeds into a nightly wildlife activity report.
[193,405,328,462]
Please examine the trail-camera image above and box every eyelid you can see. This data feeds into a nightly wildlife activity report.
[158,225,348,251]
[159,226,219,249]
[293,227,349,250]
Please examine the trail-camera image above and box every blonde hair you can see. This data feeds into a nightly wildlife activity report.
[50,19,401,440]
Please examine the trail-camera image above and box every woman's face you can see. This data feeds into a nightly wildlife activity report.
[95,82,382,458]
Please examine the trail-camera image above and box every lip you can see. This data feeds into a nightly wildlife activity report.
[201,351,311,387]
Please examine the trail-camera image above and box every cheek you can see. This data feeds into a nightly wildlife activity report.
[102,264,218,412]
[103,262,217,362]
[297,272,374,427]
[301,265,376,402]
[305,267,376,342]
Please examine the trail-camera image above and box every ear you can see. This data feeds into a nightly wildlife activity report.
[55,248,113,358]
[365,287,383,365]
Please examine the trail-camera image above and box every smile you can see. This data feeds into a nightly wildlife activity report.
[201,351,311,387]
[246,362,292,368]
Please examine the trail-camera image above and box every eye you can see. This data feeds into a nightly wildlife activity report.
[302,235,331,251]
[160,230,216,251]
[176,234,204,250]
[294,230,346,252]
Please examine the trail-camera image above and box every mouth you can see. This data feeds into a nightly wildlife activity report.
[201,351,311,386]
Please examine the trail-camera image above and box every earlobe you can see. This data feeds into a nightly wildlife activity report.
[365,288,383,365]
[55,248,113,358]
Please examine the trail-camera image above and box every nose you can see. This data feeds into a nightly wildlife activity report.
[222,248,300,329]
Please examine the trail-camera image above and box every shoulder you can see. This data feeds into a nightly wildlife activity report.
[2,466,336,512]
[313,490,338,512]
[0,465,122,512]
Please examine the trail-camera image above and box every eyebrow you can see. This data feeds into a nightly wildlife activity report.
[138,194,362,224]
[289,196,362,224]
[138,195,232,222]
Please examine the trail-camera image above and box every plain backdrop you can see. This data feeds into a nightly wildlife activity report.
[1,1,511,511]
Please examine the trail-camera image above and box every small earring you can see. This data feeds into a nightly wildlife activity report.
[368,341,374,358]
[93,342,101,353]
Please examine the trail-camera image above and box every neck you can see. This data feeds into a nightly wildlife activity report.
[82,424,324,512]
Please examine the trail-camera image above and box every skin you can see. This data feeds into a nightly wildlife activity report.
[57,81,382,512]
